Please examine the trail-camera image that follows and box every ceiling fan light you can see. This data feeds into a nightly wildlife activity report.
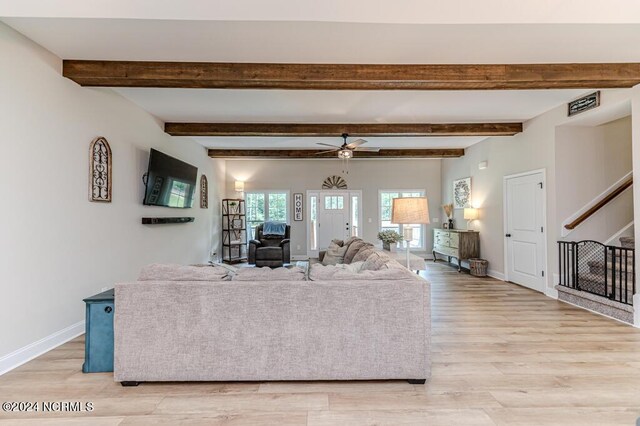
[338,149,353,159]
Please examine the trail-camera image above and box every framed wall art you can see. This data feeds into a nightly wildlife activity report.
[89,136,112,202]
[453,177,471,209]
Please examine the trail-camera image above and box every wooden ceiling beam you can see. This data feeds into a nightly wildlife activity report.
[63,60,640,90]
[207,149,464,159]
[165,122,522,137]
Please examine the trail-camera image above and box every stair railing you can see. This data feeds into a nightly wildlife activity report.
[564,177,633,230]
[558,240,635,305]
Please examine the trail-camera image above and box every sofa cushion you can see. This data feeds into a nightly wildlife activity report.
[351,245,376,263]
[343,239,369,264]
[309,263,414,281]
[256,246,284,260]
[232,266,305,281]
[322,241,348,265]
[335,261,365,274]
[362,251,393,271]
[138,264,231,281]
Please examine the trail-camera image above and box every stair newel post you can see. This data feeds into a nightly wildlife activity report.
[633,248,636,300]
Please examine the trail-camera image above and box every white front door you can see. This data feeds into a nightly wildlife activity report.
[504,171,546,292]
[318,192,351,249]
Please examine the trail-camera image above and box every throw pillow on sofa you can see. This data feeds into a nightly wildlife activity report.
[138,264,231,281]
[351,245,375,263]
[343,239,370,264]
[362,251,393,271]
[322,241,349,265]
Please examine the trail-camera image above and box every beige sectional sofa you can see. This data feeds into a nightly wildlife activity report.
[114,238,430,386]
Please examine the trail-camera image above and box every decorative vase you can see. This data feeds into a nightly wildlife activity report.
[448,218,454,229]
[383,241,397,251]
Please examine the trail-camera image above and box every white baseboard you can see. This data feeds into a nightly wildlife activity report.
[0,320,85,376]
[604,221,634,245]
[487,269,505,281]
[546,274,560,299]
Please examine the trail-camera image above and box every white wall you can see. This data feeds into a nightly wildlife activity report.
[225,159,442,255]
[0,23,224,360]
[442,89,633,288]
[555,116,633,243]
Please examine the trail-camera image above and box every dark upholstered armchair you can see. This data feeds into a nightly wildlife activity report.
[248,223,291,267]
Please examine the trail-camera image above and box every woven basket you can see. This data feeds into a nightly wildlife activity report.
[469,258,488,277]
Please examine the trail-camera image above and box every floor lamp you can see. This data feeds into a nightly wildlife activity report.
[391,197,430,269]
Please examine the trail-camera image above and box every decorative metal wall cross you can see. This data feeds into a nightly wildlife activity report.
[200,175,209,208]
[89,137,112,202]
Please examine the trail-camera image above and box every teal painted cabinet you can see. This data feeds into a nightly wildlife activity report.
[82,289,114,373]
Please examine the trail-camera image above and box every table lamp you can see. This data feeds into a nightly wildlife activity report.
[464,208,479,230]
[391,197,430,269]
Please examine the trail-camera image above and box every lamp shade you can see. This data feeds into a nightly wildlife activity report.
[464,208,479,221]
[391,197,430,224]
[234,180,245,192]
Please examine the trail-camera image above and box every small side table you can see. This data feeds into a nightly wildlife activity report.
[82,288,114,373]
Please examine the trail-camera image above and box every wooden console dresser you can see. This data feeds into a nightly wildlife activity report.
[432,229,480,272]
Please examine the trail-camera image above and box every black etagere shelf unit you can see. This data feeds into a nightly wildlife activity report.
[222,198,247,264]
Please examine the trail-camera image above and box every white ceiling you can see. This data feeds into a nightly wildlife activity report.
[2,0,640,24]
[113,88,589,149]
[3,19,640,63]
[2,13,638,150]
[193,136,486,150]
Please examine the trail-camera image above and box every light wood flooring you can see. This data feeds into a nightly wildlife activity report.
[1,263,640,425]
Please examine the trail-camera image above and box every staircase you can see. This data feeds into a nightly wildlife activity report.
[557,237,635,324]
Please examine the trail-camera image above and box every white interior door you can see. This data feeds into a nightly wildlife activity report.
[318,192,350,249]
[505,171,546,292]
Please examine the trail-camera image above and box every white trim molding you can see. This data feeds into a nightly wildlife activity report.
[561,171,633,238]
[604,221,634,245]
[487,269,505,281]
[0,321,85,376]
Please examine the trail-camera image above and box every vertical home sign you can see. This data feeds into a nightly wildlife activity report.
[89,136,112,202]
[294,193,303,221]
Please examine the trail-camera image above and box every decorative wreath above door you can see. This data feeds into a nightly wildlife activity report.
[322,175,347,190]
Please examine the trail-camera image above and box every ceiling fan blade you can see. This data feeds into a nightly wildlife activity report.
[314,149,339,155]
[355,147,381,152]
[346,138,367,149]
[317,142,342,148]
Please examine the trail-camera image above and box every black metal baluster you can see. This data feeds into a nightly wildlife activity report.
[625,249,628,304]
[573,243,580,289]
[611,247,616,301]
[604,246,608,299]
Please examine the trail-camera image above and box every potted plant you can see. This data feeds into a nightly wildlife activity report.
[229,200,238,214]
[377,230,403,252]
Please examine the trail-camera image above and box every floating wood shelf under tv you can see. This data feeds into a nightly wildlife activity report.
[141,217,195,225]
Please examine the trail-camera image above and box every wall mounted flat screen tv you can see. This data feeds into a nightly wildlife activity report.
[143,149,198,208]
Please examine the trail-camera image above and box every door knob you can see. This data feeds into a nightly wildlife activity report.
[505,234,512,238]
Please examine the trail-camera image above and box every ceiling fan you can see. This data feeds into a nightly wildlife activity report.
[315,133,380,159]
